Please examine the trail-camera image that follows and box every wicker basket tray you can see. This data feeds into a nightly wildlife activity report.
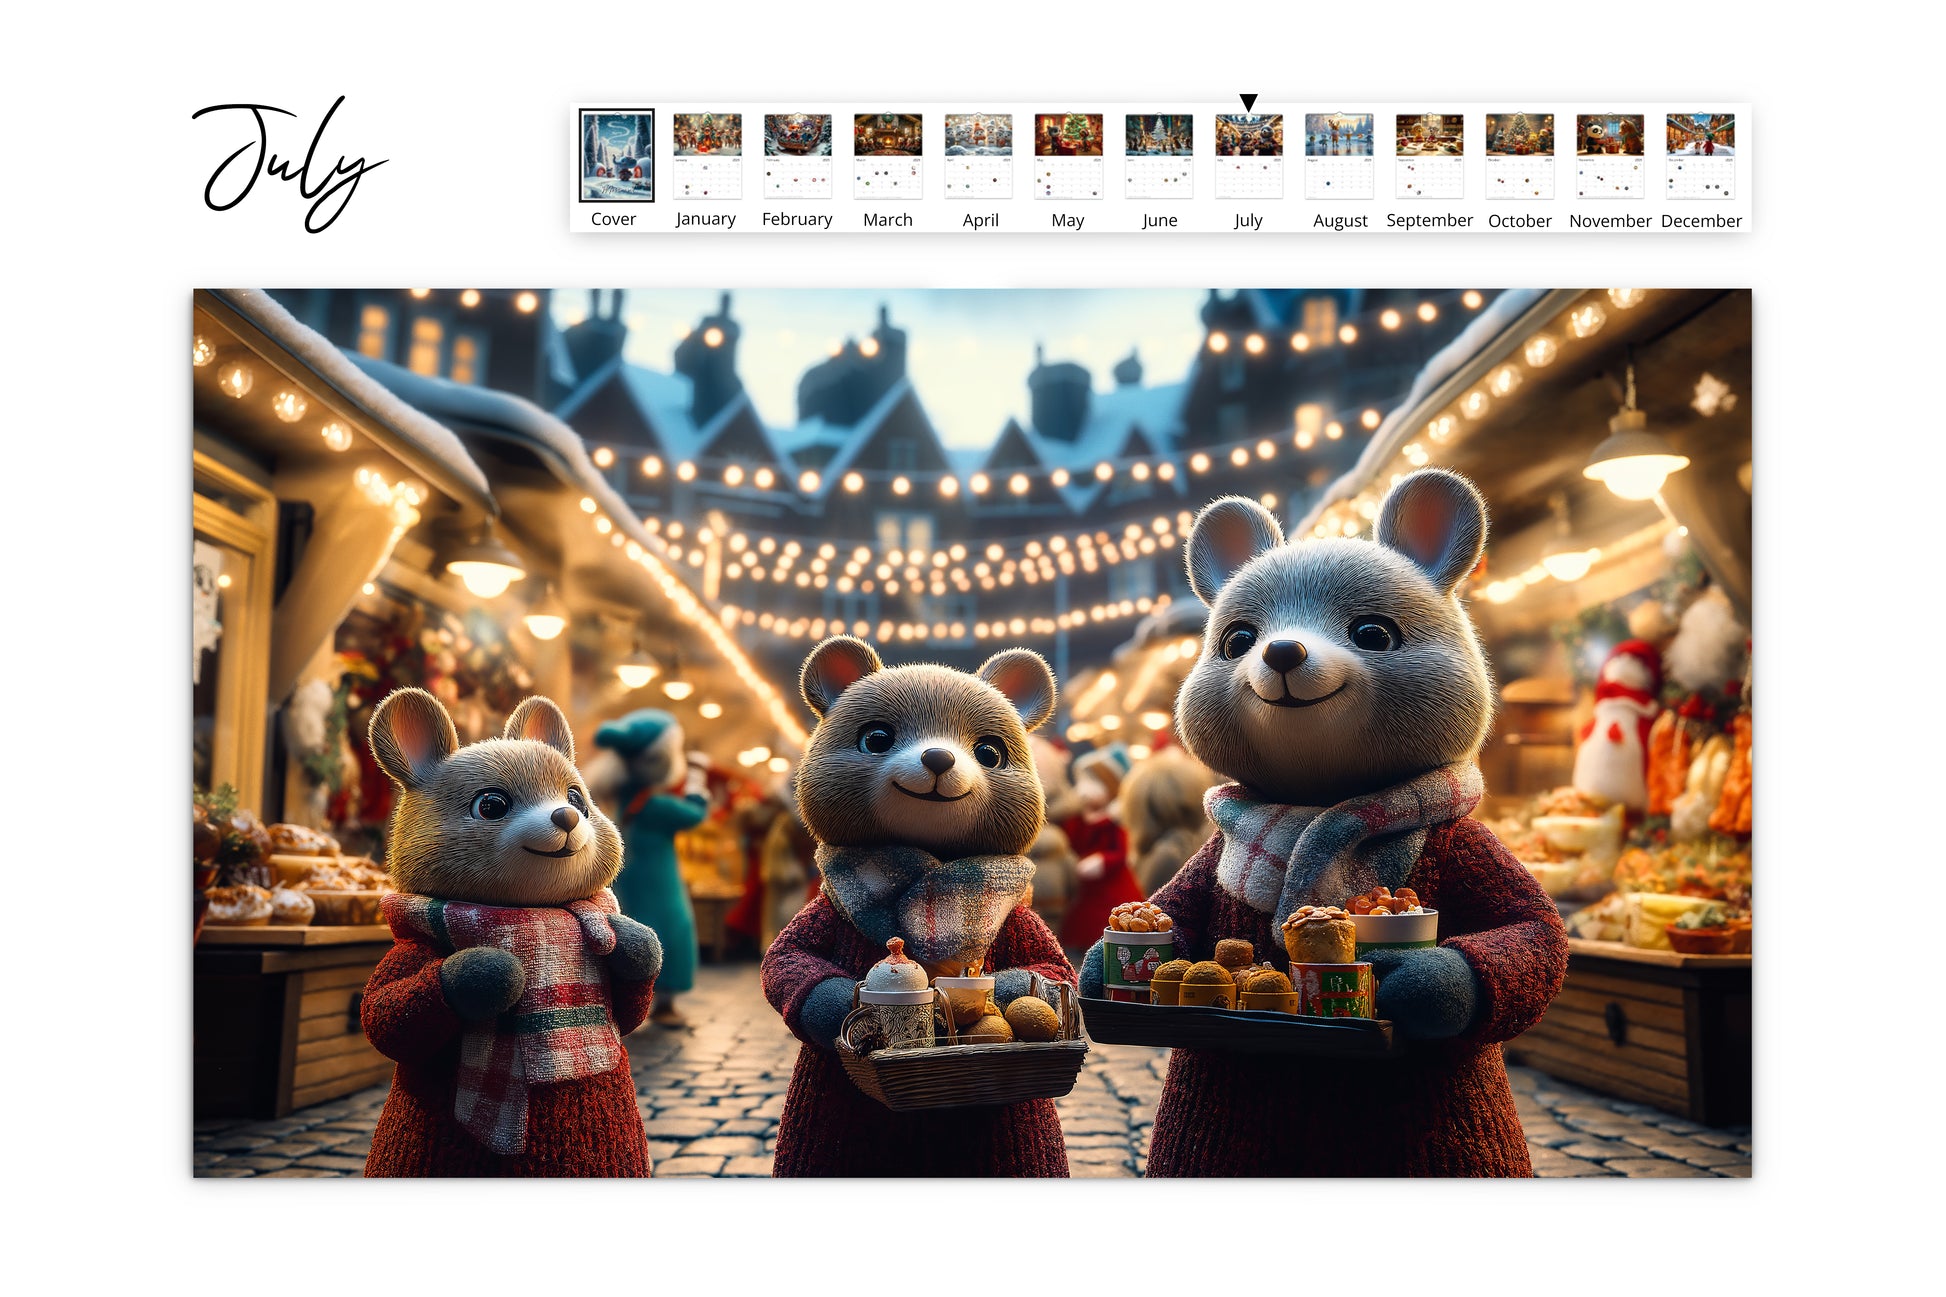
[1079,996,1405,1059]
[837,973,1088,1111]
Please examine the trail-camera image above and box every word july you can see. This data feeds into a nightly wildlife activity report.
[193,96,386,233]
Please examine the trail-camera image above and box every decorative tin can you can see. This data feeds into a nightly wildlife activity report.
[1349,908,1439,959]
[1101,928,1175,1003]
[858,985,940,1050]
[1295,962,1375,1018]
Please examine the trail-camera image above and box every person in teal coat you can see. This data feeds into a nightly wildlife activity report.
[594,710,711,1028]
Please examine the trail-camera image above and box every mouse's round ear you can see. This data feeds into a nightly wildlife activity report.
[1375,468,1489,596]
[800,635,883,719]
[505,696,576,765]
[370,687,458,790]
[1186,496,1284,605]
[977,648,1058,733]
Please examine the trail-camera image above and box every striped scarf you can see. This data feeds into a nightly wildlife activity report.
[381,889,623,1155]
[1205,763,1484,920]
[815,844,1034,970]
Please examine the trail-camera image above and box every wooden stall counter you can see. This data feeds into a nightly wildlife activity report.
[1506,937,1751,1127]
[194,925,395,1119]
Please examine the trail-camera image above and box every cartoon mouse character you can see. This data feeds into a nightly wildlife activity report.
[358,688,663,1177]
[759,637,1077,1176]
[1082,469,1567,1176]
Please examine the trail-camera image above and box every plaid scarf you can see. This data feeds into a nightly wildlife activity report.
[815,844,1034,969]
[381,889,623,1155]
[1204,763,1484,919]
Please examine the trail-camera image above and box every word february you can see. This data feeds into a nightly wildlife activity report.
[192,95,385,233]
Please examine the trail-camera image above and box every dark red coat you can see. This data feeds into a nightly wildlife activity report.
[761,896,1076,1177]
[1057,813,1144,949]
[359,934,655,1177]
[1145,816,1567,1177]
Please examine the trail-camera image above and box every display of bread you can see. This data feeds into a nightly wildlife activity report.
[288,856,394,893]
[1107,900,1173,932]
[1348,886,1423,915]
[267,887,316,926]
[1240,967,1293,995]
[204,884,274,926]
[268,822,340,857]
[1281,905,1357,964]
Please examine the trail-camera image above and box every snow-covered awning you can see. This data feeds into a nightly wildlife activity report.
[1293,288,1579,537]
[200,289,495,514]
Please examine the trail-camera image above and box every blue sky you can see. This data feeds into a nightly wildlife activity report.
[550,288,1212,448]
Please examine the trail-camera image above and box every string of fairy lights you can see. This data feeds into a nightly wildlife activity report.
[1306,288,1658,607]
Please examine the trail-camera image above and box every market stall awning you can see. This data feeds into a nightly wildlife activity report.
[348,355,809,751]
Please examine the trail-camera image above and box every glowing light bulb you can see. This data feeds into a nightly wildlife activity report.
[1339,323,1359,344]
[699,702,723,719]
[592,446,615,468]
[1380,309,1402,330]
[216,361,253,399]
[767,757,789,774]
[1417,302,1438,323]
[1009,473,1030,495]
[1462,290,1484,309]
[641,456,663,478]
[1524,334,1559,368]
[939,476,960,497]
[1208,332,1230,353]
[754,467,775,489]
[459,289,481,308]
[1585,454,1688,501]
[192,335,217,367]
[1568,302,1607,339]
[320,421,353,452]
[892,476,910,495]
[1291,333,1312,352]
[843,472,865,493]
[661,680,694,701]
[799,470,820,492]
[723,464,745,486]
[676,461,697,481]
[523,613,566,640]
[1607,288,1646,310]
[1244,333,1265,355]
[1095,462,1113,481]
[704,326,725,347]
[514,291,539,313]
[1541,548,1598,582]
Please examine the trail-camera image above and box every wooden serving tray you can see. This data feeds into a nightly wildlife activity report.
[1080,996,1404,1059]
[197,923,393,947]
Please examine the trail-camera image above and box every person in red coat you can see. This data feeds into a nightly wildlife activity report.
[361,925,657,1176]
[1124,817,1565,1175]
[762,896,1074,1176]
[1056,745,1144,950]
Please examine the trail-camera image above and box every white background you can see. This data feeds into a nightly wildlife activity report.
[0,2,1934,1291]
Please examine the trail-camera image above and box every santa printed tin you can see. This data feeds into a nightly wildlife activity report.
[1295,962,1376,1018]
[1101,928,1176,1003]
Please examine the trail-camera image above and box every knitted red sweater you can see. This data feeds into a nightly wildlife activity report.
[1145,816,1567,1177]
[761,896,1076,1177]
[359,935,655,1177]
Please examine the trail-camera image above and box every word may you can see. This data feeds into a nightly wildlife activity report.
[193,96,386,233]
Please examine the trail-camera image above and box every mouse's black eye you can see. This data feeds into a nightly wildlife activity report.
[1349,616,1403,652]
[566,786,587,812]
[1221,622,1259,660]
[471,789,512,820]
[973,738,1008,769]
[858,724,896,754]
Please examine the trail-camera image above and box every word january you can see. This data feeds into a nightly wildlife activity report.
[192,96,385,234]
[676,212,735,230]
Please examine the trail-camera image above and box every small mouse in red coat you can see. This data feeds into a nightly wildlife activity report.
[761,637,1076,1176]
[1082,469,1568,1176]
[359,688,663,1177]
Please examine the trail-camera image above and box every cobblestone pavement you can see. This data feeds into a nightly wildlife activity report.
[195,963,1749,1178]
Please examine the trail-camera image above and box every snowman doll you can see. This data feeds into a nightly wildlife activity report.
[1571,639,1663,810]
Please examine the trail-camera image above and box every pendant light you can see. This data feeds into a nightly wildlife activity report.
[444,521,527,598]
[522,582,568,641]
[1540,491,1598,582]
[615,636,658,690]
[660,650,693,700]
[1584,351,1690,502]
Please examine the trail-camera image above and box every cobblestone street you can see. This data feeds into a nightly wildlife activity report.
[196,963,1749,1178]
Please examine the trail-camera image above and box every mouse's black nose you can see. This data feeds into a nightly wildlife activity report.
[552,805,581,832]
[1262,639,1307,673]
[921,747,957,775]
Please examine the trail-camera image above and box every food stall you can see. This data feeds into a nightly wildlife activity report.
[1297,287,1753,1123]
[192,291,807,1116]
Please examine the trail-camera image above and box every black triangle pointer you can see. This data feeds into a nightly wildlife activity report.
[1239,93,1259,111]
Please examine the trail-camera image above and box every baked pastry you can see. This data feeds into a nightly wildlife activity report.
[1107,900,1173,933]
[960,1012,1015,1044]
[268,887,315,926]
[1004,995,1061,1042]
[1282,905,1357,964]
[268,823,338,856]
[1213,938,1256,977]
[1149,958,1192,1006]
[1177,960,1235,1009]
[1241,967,1293,995]
[205,884,273,926]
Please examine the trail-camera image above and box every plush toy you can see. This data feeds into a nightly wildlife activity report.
[1024,734,1078,932]
[1056,744,1145,950]
[1571,640,1664,811]
[759,637,1077,1176]
[359,689,662,1177]
[1082,470,1568,1176]
[592,710,710,1029]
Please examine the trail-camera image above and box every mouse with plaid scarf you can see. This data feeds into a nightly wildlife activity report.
[358,688,663,1176]
[1081,470,1568,1176]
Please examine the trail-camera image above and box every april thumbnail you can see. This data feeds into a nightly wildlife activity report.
[945,113,1012,155]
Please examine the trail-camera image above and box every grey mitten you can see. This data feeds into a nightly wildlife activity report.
[440,946,526,1020]
[993,968,1034,1008]
[606,914,664,984]
[799,975,856,1050]
[1368,945,1479,1040]
[1078,941,1106,999]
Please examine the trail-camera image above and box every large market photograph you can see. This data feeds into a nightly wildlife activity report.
[191,285,1752,1178]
